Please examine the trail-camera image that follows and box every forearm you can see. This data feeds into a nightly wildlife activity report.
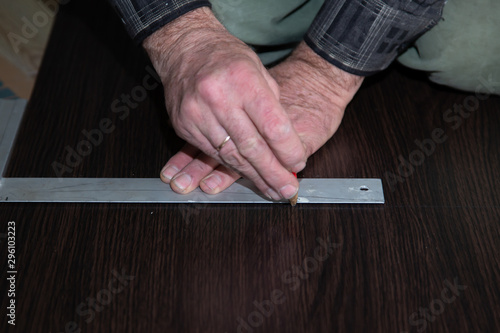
[305,0,446,76]
[143,7,226,75]
[108,0,211,44]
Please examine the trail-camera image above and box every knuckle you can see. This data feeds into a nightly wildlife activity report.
[220,145,246,169]
[195,74,221,102]
[261,116,290,143]
[171,112,196,141]
[228,61,261,88]
[227,59,252,76]
[290,149,306,167]
[179,96,198,114]
[178,101,198,124]
[177,97,204,126]
[190,160,208,174]
[172,123,192,142]
[238,136,264,160]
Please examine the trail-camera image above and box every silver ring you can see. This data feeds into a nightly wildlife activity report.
[216,135,231,152]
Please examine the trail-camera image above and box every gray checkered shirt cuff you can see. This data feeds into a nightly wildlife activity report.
[110,0,211,44]
[305,0,446,76]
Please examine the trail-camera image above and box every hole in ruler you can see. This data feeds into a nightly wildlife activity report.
[360,186,369,191]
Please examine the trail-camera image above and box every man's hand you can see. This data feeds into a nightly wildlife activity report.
[143,8,306,200]
[158,41,364,196]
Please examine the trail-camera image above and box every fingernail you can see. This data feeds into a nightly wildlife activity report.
[161,165,179,181]
[267,189,282,201]
[172,173,192,191]
[280,184,298,199]
[202,174,221,191]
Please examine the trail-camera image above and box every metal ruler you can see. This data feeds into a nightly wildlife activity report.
[0,99,384,204]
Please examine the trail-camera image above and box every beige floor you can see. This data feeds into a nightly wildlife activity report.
[0,54,34,99]
[0,0,56,99]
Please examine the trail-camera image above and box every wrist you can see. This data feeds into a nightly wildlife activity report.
[288,42,364,109]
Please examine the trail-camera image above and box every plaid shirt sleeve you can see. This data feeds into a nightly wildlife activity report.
[304,0,446,76]
[109,0,211,44]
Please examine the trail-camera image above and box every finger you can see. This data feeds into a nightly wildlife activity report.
[169,151,222,194]
[261,68,280,100]
[216,130,299,200]
[191,104,287,199]
[160,143,199,183]
[173,128,284,199]
[174,98,228,158]
[195,64,305,172]
[240,71,307,171]
[200,165,241,194]
[179,65,301,199]
[168,106,267,195]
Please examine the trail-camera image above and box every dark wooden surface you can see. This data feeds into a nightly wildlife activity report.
[1,1,499,332]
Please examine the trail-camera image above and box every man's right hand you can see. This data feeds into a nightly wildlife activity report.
[143,7,307,201]
[154,42,364,197]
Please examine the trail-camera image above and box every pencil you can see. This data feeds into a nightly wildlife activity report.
[289,172,298,206]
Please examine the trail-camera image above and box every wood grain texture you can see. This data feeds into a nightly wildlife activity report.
[1,0,499,332]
